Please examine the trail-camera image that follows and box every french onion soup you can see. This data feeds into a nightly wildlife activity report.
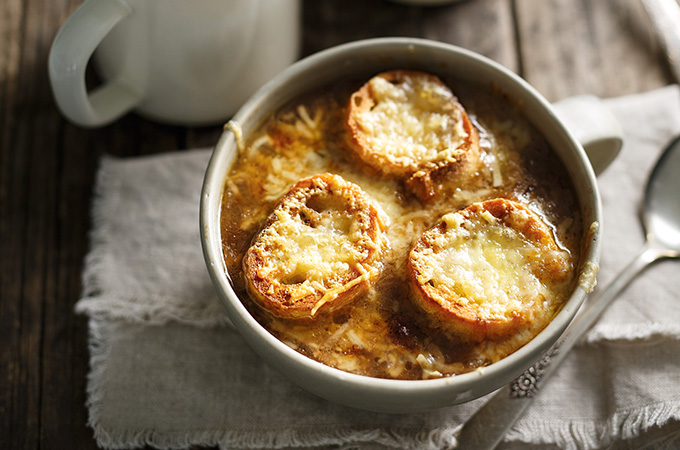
[220,70,582,380]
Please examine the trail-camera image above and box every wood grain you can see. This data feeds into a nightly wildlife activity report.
[421,0,518,71]
[515,0,669,101]
[0,0,673,448]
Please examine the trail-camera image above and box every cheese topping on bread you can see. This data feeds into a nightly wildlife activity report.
[244,173,390,319]
[355,73,465,166]
[408,198,572,342]
[346,70,481,200]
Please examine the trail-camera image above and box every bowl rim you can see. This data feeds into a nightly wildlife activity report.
[200,37,601,403]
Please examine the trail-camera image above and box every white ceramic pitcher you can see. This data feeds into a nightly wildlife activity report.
[49,0,301,127]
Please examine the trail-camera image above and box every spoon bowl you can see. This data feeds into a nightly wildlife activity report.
[644,135,680,254]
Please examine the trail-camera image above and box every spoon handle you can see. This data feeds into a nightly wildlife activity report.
[455,244,667,449]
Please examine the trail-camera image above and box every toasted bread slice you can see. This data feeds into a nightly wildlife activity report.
[243,173,390,320]
[346,70,480,200]
[407,198,572,342]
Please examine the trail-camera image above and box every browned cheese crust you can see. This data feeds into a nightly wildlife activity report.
[346,70,481,201]
[407,198,572,343]
[243,173,390,320]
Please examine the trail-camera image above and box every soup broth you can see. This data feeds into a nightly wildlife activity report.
[220,76,582,380]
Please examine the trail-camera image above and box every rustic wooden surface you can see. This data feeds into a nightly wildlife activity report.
[0,0,673,448]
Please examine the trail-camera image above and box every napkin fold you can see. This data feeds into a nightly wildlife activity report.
[77,86,680,450]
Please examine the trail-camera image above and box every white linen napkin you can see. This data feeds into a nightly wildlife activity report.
[76,86,680,450]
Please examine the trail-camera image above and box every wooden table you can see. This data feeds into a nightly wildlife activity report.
[0,0,673,448]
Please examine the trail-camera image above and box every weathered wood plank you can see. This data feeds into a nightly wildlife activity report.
[421,0,518,72]
[38,123,98,448]
[588,0,673,93]
[40,125,100,449]
[302,0,421,55]
[515,0,670,102]
[302,0,518,72]
[1,0,43,445]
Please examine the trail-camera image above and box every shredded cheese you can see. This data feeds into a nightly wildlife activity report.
[415,204,570,320]
[356,74,467,169]
[225,120,245,155]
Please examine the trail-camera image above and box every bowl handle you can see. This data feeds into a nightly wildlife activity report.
[552,95,623,175]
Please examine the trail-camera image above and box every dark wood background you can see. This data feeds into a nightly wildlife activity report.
[0,0,672,448]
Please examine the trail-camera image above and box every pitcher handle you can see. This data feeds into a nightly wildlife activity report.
[48,0,138,127]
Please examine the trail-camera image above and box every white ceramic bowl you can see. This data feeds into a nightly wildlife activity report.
[200,37,602,413]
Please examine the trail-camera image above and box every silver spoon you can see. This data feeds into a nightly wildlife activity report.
[456,135,680,449]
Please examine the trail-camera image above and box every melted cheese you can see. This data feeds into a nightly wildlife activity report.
[416,209,566,319]
[578,221,600,293]
[254,195,369,289]
[356,74,467,168]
